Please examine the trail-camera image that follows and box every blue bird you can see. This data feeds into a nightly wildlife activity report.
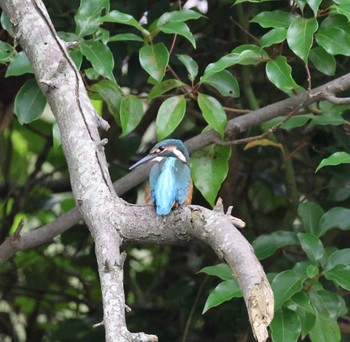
[129,139,193,215]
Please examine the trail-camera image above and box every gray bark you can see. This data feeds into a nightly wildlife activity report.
[10,0,350,340]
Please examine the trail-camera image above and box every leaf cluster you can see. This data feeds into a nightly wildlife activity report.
[1,0,350,340]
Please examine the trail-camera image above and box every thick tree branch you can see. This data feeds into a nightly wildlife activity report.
[2,71,350,257]
[0,0,131,340]
[1,0,350,340]
[117,203,273,342]
[0,0,273,340]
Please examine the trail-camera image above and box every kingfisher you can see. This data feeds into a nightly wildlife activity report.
[129,139,193,215]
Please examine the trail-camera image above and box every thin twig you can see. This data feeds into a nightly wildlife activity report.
[230,16,260,44]
[305,63,312,91]
[168,34,178,56]
[181,275,209,342]
[324,92,350,105]
[224,107,251,114]
[12,219,24,240]
[215,107,301,146]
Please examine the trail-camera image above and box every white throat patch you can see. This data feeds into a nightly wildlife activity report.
[153,156,164,162]
[172,148,187,163]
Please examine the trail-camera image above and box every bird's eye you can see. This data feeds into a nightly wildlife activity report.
[159,146,165,151]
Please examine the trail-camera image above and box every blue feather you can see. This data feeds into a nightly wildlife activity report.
[149,157,191,215]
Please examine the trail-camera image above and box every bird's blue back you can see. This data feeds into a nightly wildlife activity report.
[149,157,191,215]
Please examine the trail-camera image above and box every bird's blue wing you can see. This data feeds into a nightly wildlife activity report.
[173,159,191,205]
[150,159,177,215]
[149,158,191,215]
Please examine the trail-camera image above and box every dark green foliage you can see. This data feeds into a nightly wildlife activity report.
[1,0,350,341]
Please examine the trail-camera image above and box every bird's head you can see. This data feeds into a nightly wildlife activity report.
[129,139,190,170]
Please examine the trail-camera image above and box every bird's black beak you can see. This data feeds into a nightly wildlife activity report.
[129,153,159,170]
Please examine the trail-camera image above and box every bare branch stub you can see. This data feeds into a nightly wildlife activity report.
[324,92,350,105]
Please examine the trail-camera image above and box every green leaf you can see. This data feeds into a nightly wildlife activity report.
[197,93,227,138]
[310,289,346,319]
[157,9,203,27]
[270,308,301,342]
[316,27,350,56]
[109,33,143,42]
[309,314,341,342]
[5,51,34,77]
[158,22,196,48]
[292,291,315,313]
[296,308,316,339]
[191,145,231,207]
[252,231,299,260]
[292,292,316,338]
[139,43,169,82]
[316,152,350,172]
[69,48,83,69]
[156,96,186,140]
[231,44,268,64]
[306,264,319,278]
[293,260,314,276]
[309,46,336,76]
[320,13,350,35]
[80,40,115,81]
[261,114,314,131]
[75,0,109,37]
[95,28,110,45]
[14,79,46,124]
[148,79,185,100]
[306,0,322,16]
[297,233,324,264]
[324,264,350,290]
[0,41,14,63]
[309,101,348,127]
[201,70,240,98]
[297,201,323,235]
[333,2,350,21]
[287,17,318,62]
[271,269,305,310]
[85,67,100,80]
[266,56,300,95]
[177,54,198,81]
[90,80,122,122]
[119,95,144,137]
[1,12,15,37]
[199,263,233,281]
[250,10,296,29]
[91,98,103,115]
[325,248,350,271]
[201,49,264,82]
[260,28,287,48]
[52,122,61,148]
[202,280,242,314]
[319,207,350,236]
[102,10,148,35]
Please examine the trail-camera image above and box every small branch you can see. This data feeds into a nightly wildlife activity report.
[96,115,110,131]
[168,34,178,56]
[305,63,312,91]
[2,71,350,259]
[130,333,158,342]
[224,107,251,114]
[93,321,104,328]
[230,15,260,44]
[167,64,194,97]
[324,92,350,104]
[214,104,303,146]
[12,219,24,240]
